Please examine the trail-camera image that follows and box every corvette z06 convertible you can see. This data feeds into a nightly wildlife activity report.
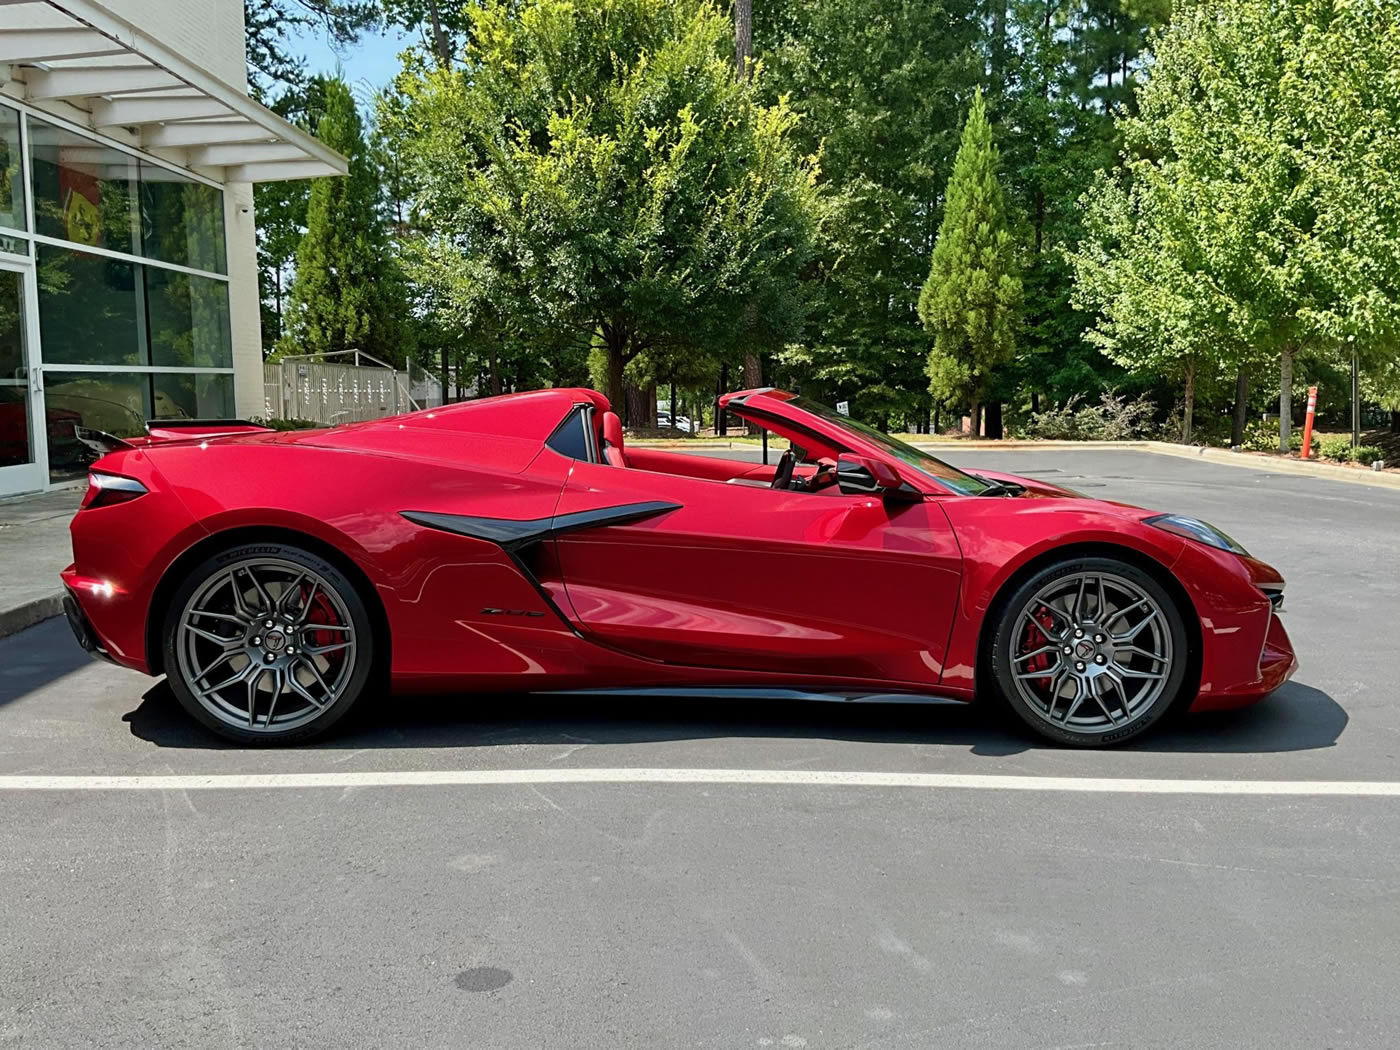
[61,388,1296,747]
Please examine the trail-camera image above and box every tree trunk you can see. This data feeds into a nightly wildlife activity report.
[989,0,1008,97]
[426,0,453,68]
[623,382,649,430]
[488,339,502,397]
[734,0,752,81]
[716,362,728,436]
[605,343,625,418]
[933,402,941,433]
[1181,361,1195,444]
[742,351,762,389]
[984,401,1004,440]
[1278,349,1294,451]
[1351,354,1360,448]
[1031,390,1040,415]
[1231,368,1249,447]
[969,399,982,437]
[1391,410,1400,434]
[440,344,449,404]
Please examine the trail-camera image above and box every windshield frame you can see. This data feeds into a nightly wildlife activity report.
[785,397,992,496]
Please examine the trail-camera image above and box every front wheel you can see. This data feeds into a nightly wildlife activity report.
[162,543,376,745]
[988,558,1191,747]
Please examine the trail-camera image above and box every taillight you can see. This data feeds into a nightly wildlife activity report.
[82,472,148,509]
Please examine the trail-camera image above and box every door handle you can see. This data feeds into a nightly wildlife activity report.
[30,367,41,394]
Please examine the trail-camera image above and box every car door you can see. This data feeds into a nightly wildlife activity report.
[550,459,964,687]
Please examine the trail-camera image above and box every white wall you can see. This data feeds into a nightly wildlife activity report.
[101,0,264,419]
[225,181,264,420]
[99,0,249,91]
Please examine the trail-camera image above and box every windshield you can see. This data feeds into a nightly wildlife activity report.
[788,397,992,496]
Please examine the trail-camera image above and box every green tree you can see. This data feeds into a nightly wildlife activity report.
[380,0,476,68]
[1078,0,1400,451]
[278,77,408,363]
[392,0,821,418]
[244,0,378,95]
[1067,167,1247,442]
[995,0,1167,415]
[755,0,981,427]
[919,88,1021,434]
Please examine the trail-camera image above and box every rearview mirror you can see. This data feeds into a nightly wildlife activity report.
[836,454,916,500]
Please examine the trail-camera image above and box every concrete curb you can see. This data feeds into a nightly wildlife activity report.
[1135,442,1400,491]
[0,593,64,641]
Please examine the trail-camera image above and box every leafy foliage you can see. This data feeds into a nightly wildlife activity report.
[920,89,1021,412]
[1074,0,1400,450]
[754,0,981,423]
[277,77,409,363]
[244,0,378,95]
[1018,389,1158,441]
[390,0,822,416]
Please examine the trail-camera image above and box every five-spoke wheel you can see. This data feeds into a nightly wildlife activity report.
[989,558,1189,747]
[162,543,375,744]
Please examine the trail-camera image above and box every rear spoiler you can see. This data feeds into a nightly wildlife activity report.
[73,418,274,457]
[143,418,273,442]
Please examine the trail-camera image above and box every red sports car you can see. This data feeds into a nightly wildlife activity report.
[61,388,1296,747]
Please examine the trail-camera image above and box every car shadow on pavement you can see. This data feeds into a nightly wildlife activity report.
[124,679,1347,757]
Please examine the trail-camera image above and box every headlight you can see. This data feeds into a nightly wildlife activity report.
[1145,514,1249,556]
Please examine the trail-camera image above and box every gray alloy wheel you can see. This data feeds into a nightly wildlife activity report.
[162,543,374,745]
[989,557,1190,747]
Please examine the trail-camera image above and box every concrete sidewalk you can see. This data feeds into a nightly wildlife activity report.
[0,487,81,638]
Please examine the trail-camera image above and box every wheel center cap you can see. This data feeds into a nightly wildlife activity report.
[264,630,287,653]
[1074,640,1096,660]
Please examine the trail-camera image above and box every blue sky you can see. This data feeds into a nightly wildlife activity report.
[284,20,414,99]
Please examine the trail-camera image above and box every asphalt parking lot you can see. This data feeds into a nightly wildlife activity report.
[3,448,1399,1049]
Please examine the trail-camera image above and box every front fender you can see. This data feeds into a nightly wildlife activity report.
[937,499,1189,693]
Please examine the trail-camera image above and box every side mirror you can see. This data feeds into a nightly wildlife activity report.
[836,454,916,500]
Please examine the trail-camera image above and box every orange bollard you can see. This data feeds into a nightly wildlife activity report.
[1300,385,1318,458]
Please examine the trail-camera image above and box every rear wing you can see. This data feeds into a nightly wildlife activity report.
[73,418,274,457]
[143,418,273,442]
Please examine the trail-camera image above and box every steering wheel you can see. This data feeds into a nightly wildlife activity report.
[770,448,797,490]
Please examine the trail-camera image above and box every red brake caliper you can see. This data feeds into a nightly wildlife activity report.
[305,589,341,666]
[1020,608,1058,686]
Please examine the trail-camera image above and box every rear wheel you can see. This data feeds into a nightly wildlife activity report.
[162,542,375,745]
[988,557,1190,747]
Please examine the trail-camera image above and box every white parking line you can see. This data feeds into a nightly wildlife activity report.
[0,768,1398,795]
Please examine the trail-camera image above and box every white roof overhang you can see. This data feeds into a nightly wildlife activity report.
[0,0,347,183]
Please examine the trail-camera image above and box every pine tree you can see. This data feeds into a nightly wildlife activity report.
[919,89,1021,434]
[278,77,406,364]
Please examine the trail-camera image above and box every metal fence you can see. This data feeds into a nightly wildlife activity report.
[262,351,443,426]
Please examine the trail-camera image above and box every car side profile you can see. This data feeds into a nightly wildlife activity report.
[61,387,1296,747]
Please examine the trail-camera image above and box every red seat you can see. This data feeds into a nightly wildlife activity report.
[601,410,627,468]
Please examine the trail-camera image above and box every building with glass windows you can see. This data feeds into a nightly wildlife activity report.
[0,0,345,495]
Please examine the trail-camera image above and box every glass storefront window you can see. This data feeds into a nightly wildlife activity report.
[146,267,232,368]
[36,244,143,366]
[28,118,139,255]
[140,163,226,274]
[0,268,32,469]
[43,370,150,480]
[16,113,238,486]
[0,105,24,233]
[153,372,234,421]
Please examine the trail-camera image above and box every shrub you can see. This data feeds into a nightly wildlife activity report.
[1020,390,1159,441]
[1240,420,1318,456]
[1319,436,1352,461]
[1354,445,1384,464]
[250,417,321,431]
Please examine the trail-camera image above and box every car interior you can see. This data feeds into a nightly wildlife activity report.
[546,402,848,495]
